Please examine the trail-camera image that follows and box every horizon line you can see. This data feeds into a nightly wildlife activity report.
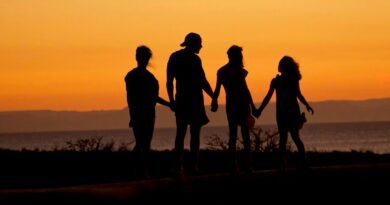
[1,96,389,113]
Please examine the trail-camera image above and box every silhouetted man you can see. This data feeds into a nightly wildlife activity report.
[167,33,213,175]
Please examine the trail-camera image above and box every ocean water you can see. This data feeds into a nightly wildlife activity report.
[0,121,389,153]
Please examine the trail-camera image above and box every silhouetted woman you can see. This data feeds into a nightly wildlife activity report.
[255,56,314,171]
[211,45,256,174]
[125,46,169,178]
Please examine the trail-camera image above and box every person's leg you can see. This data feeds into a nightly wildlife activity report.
[132,124,142,153]
[140,119,155,178]
[174,119,187,175]
[228,122,238,174]
[144,118,155,151]
[241,124,252,173]
[132,124,145,177]
[290,128,307,170]
[278,127,288,171]
[189,124,201,174]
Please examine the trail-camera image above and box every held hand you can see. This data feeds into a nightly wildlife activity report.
[211,99,218,112]
[257,110,262,118]
[306,105,314,115]
[169,101,176,112]
[251,109,257,118]
[250,104,257,116]
[252,109,262,118]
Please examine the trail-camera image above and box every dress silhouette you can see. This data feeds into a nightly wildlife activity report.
[167,33,214,175]
[125,46,169,178]
[211,45,256,174]
[255,56,314,171]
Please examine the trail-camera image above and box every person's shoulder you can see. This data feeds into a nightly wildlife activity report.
[170,49,185,57]
[217,64,229,76]
[145,70,158,80]
[169,50,186,64]
[218,64,228,72]
[125,68,137,81]
[271,74,280,85]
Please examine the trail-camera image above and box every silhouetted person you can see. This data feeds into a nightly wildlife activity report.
[211,45,256,174]
[125,46,170,178]
[167,33,214,175]
[255,56,314,171]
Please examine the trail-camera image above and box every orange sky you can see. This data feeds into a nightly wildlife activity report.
[1,0,389,111]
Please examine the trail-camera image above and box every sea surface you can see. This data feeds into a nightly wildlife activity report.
[0,121,389,153]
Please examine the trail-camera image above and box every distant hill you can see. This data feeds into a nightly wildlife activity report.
[0,98,389,133]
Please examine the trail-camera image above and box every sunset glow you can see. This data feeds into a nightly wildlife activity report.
[1,0,389,111]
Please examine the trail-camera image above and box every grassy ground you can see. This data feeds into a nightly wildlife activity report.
[0,149,388,189]
[0,150,389,204]
[0,162,389,204]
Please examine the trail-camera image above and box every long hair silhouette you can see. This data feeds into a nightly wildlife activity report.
[255,55,314,171]
[278,56,301,80]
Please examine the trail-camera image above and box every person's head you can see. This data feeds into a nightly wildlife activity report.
[227,45,243,68]
[136,45,152,68]
[180,32,202,54]
[278,56,302,80]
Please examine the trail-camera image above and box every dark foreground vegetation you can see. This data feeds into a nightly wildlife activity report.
[0,128,389,204]
[0,149,389,204]
[0,149,389,189]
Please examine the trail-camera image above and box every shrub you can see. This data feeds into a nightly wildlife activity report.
[206,126,292,153]
[63,136,113,152]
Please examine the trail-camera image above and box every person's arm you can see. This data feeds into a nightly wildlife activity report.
[201,73,214,99]
[203,80,214,99]
[199,59,214,98]
[157,97,170,107]
[211,72,222,112]
[297,82,314,114]
[166,55,175,111]
[255,79,275,118]
[124,77,133,127]
[243,78,256,112]
[126,94,131,115]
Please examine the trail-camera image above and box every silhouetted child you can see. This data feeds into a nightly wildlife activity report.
[254,56,314,171]
[125,46,169,178]
[211,45,256,174]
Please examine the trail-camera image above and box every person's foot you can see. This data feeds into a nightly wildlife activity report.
[140,172,152,180]
[188,166,202,176]
[135,169,151,180]
[171,167,185,177]
[297,164,312,174]
[243,167,254,175]
[230,166,239,176]
[278,165,286,174]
